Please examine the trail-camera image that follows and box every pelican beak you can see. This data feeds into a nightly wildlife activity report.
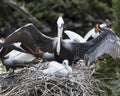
[56,16,64,55]
[95,24,99,33]
[98,25,106,31]
[57,26,63,55]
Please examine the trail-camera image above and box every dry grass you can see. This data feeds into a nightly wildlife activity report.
[0,61,102,96]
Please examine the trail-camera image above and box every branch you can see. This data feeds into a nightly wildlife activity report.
[4,0,50,32]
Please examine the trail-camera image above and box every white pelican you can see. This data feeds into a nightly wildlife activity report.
[0,17,66,57]
[42,59,72,77]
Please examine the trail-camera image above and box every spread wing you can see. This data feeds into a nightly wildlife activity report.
[84,30,120,65]
[4,23,56,53]
[64,30,85,43]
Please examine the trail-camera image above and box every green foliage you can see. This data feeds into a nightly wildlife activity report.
[112,0,120,36]
[104,1,120,95]
[0,0,113,37]
[93,55,120,96]
[92,0,111,12]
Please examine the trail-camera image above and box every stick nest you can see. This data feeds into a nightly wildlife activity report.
[0,61,102,96]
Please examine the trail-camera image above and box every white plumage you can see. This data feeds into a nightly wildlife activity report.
[57,16,64,28]
[43,59,72,77]
[84,23,107,41]
[64,30,86,43]
[64,23,107,42]
[2,42,37,68]
[0,39,4,43]
[0,38,4,50]
[3,49,36,66]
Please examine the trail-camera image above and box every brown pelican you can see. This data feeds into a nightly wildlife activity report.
[42,59,72,77]
[0,17,63,74]
[1,17,119,66]
[55,27,120,65]
[64,23,108,43]
[0,17,65,57]
[1,42,56,75]
[84,23,107,41]
[84,29,120,65]
[0,16,80,63]
[1,42,42,75]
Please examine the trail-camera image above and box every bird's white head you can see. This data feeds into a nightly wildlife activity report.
[62,59,69,66]
[62,59,72,74]
[0,38,5,43]
[57,16,64,28]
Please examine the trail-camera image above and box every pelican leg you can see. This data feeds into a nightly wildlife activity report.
[71,61,76,69]
[84,54,90,66]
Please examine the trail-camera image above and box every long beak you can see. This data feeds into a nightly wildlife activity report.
[95,24,106,32]
[95,24,99,33]
[57,26,63,55]
[98,25,106,31]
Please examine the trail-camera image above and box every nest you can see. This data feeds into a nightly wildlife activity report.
[0,61,102,96]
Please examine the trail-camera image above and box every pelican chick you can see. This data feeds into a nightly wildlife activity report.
[42,59,72,77]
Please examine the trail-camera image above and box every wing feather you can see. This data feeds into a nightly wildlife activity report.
[64,30,85,43]
[4,23,55,53]
[85,30,120,65]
